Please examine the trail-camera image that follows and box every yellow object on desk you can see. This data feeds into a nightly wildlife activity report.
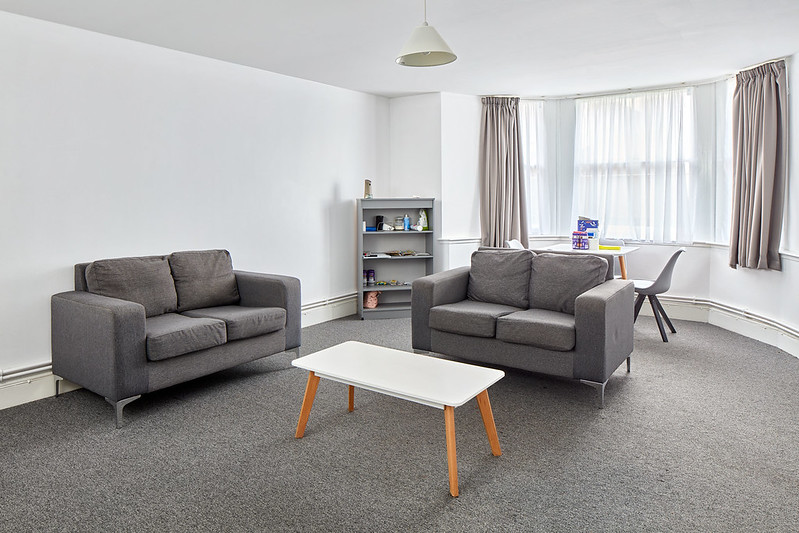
[598,245,621,250]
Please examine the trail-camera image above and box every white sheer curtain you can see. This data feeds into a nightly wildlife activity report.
[518,101,554,235]
[572,88,697,243]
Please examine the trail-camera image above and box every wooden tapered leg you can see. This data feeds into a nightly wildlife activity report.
[295,372,320,438]
[444,405,458,497]
[618,256,628,280]
[476,390,502,457]
[348,385,355,412]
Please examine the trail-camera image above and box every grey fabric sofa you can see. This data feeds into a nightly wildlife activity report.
[51,249,301,426]
[412,248,634,407]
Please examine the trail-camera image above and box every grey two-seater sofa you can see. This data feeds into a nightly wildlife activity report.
[51,249,301,426]
[412,248,634,406]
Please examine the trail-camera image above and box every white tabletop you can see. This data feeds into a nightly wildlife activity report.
[292,341,504,409]
[541,243,639,257]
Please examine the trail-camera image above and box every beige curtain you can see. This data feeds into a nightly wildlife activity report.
[729,60,788,270]
[479,97,529,247]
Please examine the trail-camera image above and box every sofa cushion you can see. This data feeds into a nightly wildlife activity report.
[429,300,522,338]
[85,256,178,317]
[529,253,608,315]
[182,306,286,341]
[145,313,227,362]
[467,249,533,308]
[169,250,240,312]
[496,309,576,351]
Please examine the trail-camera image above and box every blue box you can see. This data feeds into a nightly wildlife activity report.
[577,219,599,232]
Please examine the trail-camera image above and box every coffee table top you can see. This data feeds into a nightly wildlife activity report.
[292,341,504,409]
[541,243,639,257]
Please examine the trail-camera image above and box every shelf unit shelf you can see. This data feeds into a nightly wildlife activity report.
[357,197,435,319]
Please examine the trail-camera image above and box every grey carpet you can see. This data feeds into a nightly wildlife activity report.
[2,318,798,532]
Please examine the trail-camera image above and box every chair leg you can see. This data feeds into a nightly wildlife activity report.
[633,293,646,322]
[652,296,677,333]
[648,295,669,342]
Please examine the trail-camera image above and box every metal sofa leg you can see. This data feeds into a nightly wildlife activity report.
[105,395,141,428]
[579,380,607,409]
[55,377,64,397]
[627,357,631,373]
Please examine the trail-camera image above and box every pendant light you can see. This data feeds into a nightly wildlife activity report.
[396,0,457,67]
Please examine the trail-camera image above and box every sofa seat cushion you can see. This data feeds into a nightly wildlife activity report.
[467,249,533,308]
[496,309,576,351]
[169,250,240,312]
[181,306,286,341]
[429,300,522,338]
[529,253,608,315]
[145,313,227,362]
[85,255,178,317]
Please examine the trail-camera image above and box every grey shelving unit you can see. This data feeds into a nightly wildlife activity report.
[357,197,435,319]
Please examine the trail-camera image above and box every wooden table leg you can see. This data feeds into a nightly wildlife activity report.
[476,389,502,456]
[618,256,628,280]
[295,372,320,438]
[444,405,458,497]
[348,385,355,412]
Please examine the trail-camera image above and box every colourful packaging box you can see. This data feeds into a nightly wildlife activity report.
[572,231,589,250]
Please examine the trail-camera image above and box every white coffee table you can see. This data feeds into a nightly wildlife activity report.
[291,341,505,497]
[540,243,639,279]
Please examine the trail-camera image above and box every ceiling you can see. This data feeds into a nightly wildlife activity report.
[2,0,799,98]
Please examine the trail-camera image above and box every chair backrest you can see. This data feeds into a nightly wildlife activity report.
[505,239,525,249]
[648,248,685,294]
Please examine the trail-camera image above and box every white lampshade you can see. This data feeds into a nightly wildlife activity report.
[396,22,457,67]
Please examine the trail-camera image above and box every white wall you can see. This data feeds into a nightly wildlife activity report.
[440,93,482,241]
[0,12,389,371]
[701,51,799,348]
[388,93,441,199]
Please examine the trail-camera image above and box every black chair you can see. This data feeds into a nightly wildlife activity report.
[632,248,685,342]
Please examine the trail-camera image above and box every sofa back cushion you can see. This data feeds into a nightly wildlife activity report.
[467,249,533,308]
[85,256,178,317]
[169,250,240,311]
[529,253,608,315]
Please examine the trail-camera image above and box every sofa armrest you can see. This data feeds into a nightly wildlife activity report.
[411,266,470,351]
[573,279,634,383]
[51,291,148,401]
[235,271,301,350]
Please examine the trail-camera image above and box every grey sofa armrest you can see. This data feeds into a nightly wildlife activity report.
[573,279,634,383]
[411,266,470,351]
[235,271,301,350]
[51,291,148,402]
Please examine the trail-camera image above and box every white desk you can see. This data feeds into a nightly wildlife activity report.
[539,243,639,279]
[292,341,504,497]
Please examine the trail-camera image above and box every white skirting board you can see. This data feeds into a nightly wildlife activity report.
[2,293,796,411]
[637,295,799,358]
[0,371,79,411]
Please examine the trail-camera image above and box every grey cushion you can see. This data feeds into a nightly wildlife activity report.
[429,300,522,338]
[466,249,533,308]
[182,306,286,341]
[169,250,240,312]
[85,256,178,317]
[496,309,576,351]
[145,313,227,362]
[530,253,608,315]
